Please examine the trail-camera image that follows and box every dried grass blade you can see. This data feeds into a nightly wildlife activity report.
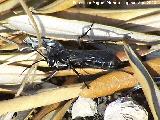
[0,51,37,66]
[123,43,160,120]
[0,52,37,62]
[0,84,83,115]
[60,8,160,26]
[121,13,160,32]
[0,65,45,84]
[32,0,84,13]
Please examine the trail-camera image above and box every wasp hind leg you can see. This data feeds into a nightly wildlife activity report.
[71,67,90,89]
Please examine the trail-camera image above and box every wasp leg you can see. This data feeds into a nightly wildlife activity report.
[78,23,94,39]
[20,59,44,75]
[44,58,59,81]
[44,70,57,81]
[78,23,94,48]
[71,66,90,89]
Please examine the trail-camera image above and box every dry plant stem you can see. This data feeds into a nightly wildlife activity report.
[15,54,39,96]
[80,71,137,98]
[0,65,45,85]
[33,77,77,120]
[0,58,159,114]
[0,88,12,92]
[123,43,160,120]
[121,13,160,32]
[15,0,42,95]
[15,0,42,97]
[18,0,42,47]
[1,55,41,119]
[1,56,40,120]
[23,109,36,120]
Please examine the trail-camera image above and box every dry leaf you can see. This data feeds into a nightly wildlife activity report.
[33,102,62,120]
[116,48,154,61]
[52,99,75,120]
[80,71,137,98]
[0,42,19,50]
[0,0,7,3]
[123,43,160,120]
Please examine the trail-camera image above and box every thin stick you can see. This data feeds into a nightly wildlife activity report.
[18,0,41,47]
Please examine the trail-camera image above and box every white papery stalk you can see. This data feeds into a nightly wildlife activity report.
[7,15,160,44]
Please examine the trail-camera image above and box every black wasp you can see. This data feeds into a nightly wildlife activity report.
[45,41,120,70]
[25,37,121,87]
[26,37,120,70]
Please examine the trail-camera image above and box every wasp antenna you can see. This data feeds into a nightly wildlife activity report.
[91,22,94,27]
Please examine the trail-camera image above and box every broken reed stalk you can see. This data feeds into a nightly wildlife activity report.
[0,58,159,114]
